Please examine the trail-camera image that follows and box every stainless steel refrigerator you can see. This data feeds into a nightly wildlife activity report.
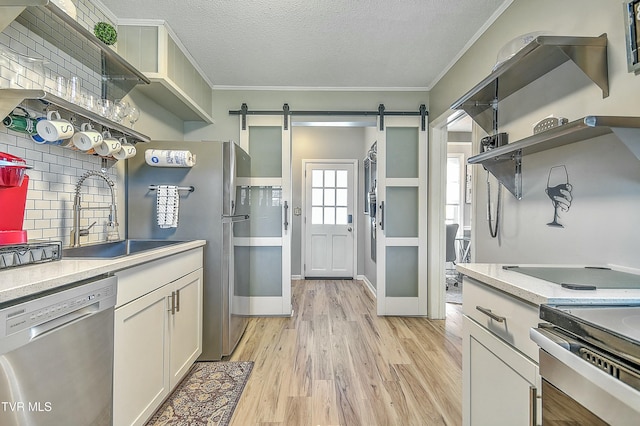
[126,140,250,360]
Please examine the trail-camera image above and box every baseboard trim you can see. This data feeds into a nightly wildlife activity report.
[291,275,303,281]
[358,274,376,299]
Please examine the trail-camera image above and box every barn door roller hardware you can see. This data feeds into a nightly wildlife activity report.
[230,104,428,131]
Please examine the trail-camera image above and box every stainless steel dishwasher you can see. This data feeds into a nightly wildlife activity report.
[0,274,117,426]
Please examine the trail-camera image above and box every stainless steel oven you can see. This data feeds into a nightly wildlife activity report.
[531,304,640,425]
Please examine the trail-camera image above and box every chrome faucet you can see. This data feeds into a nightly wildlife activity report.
[71,170,119,247]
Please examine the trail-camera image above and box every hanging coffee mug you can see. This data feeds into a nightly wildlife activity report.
[31,117,64,145]
[36,110,74,142]
[113,138,136,160]
[72,122,103,151]
[2,107,38,135]
[94,131,121,156]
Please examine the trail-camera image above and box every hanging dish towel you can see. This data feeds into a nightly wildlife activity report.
[156,185,180,228]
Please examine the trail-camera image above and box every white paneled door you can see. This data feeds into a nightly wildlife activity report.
[238,115,292,316]
[376,116,427,316]
[303,161,357,279]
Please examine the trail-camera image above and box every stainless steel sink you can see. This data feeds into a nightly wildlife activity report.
[62,239,184,259]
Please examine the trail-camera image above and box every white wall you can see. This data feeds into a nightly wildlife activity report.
[430,0,640,269]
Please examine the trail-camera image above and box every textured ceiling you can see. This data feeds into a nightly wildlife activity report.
[99,0,508,90]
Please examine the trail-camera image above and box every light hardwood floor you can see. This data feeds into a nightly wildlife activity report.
[229,280,463,426]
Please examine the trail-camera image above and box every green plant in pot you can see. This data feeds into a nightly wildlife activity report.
[94,22,117,45]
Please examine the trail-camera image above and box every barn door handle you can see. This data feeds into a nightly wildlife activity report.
[284,201,289,231]
[379,201,385,231]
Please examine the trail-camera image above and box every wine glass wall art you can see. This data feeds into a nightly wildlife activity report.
[545,165,573,228]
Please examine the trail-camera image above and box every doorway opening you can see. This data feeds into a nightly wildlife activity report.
[445,113,473,304]
[291,122,376,287]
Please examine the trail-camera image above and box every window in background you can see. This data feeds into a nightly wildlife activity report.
[446,154,464,230]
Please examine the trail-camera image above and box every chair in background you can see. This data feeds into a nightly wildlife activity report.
[445,223,459,290]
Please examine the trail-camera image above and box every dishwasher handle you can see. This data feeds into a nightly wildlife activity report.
[29,303,99,341]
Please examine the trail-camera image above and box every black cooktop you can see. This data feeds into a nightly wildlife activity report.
[503,266,640,290]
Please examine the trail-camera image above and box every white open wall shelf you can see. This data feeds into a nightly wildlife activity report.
[451,34,640,199]
[117,20,215,123]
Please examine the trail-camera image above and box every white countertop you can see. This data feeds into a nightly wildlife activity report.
[457,263,640,306]
[0,240,206,304]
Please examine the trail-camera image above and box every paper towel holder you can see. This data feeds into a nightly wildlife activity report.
[148,184,195,193]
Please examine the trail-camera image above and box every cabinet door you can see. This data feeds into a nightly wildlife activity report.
[464,316,540,426]
[169,268,203,388]
[114,287,170,426]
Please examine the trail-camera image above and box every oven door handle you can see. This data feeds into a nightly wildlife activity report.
[530,327,640,412]
[530,326,571,349]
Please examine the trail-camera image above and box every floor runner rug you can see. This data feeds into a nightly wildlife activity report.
[146,361,253,426]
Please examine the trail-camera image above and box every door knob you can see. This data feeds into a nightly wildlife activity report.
[347,227,352,232]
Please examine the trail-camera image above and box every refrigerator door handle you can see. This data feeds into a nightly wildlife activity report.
[222,214,250,223]
[229,143,237,216]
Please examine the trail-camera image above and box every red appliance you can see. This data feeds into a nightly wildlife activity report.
[0,152,30,245]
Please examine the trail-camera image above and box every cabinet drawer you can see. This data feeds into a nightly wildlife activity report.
[115,247,203,307]
[463,276,540,361]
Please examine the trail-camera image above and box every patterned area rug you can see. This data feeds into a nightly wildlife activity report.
[146,361,253,426]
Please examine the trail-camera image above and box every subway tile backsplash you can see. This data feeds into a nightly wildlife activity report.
[0,0,121,247]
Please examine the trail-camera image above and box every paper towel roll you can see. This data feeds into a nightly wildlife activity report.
[144,149,196,167]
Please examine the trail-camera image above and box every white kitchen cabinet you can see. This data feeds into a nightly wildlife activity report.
[113,280,169,426]
[113,248,203,426]
[116,20,214,123]
[462,276,541,425]
[169,270,203,388]
[464,316,540,425]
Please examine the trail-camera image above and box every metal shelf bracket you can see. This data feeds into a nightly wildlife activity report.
[481,149,523,200]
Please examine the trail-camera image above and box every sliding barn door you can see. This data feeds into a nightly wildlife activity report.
[376,116,427,316]
[238,115,292,316]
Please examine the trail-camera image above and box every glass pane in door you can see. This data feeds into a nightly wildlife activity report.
[249,126,282,177]
[386,127,419,178]
[385,187,418,237]
[235,246,282,296]
[233,186,283,237]
[386,246,418,297]
[310,168,351,226]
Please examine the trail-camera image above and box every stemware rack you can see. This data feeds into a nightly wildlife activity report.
[0,88,150,144]
[1,0,152,147]
[12,1,149,101]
